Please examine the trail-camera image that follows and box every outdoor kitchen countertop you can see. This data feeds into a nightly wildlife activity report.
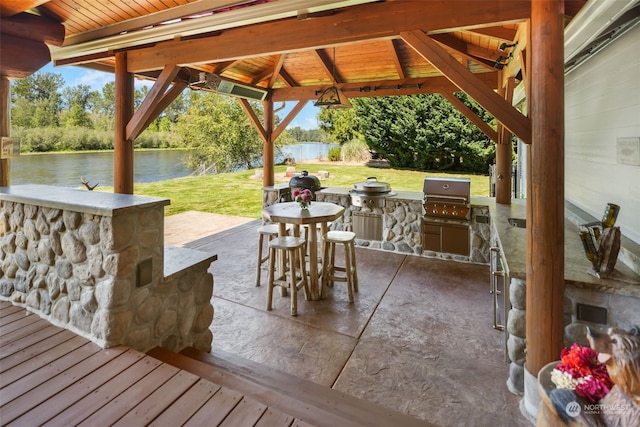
[486,197,640,298]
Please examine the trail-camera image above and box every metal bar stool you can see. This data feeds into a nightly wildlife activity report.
[266,236,310,316]
[255,224,288,287]
[321,230,358,302]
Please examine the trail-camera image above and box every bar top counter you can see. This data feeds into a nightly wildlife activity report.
[489,198,640,298]
[0,184,170,217]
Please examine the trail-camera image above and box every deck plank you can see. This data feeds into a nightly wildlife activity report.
[0,316,56,346]
[1,340,102,402]
[0,346,127,423]
[43,356,164,427]
[77,363,181,427]
[219,396,268,426]
[113,370,201,426]
[12,348,145,425]
[148,378,221,426]
[0,304,24,317]
[0,310,41,334]
[183,386,244,427]
[0,324,64,357]
[0,328,77,372]
[0,310,36,327]
[1,335,88,386]
[255,407,296,427]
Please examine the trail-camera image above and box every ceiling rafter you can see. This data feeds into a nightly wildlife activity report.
[387,39,405,79]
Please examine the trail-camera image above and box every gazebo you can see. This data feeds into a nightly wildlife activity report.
[2,0,639,422]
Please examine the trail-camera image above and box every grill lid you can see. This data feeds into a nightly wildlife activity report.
[289,170,322,192]
[353,177,391,194]
[423,177,470,202]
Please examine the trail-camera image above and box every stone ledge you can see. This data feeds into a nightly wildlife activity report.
[0,184,169,217]
[164,245,217,280]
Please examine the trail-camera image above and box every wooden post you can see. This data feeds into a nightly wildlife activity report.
[114,52,134,194]
[262,100,274,187]
[526,0,565,379]
[0,77,10,186]
[495,75,514,205]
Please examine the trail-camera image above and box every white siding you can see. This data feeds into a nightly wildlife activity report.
[565,23,640,244]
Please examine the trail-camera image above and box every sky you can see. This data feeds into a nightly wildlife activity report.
[40,62,322,130]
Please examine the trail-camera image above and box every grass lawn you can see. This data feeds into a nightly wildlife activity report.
[122,163,490,218]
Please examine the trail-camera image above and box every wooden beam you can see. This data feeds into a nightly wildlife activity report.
[126,65,181,141]
[125,1,530,72]
[495,76,515,204]
[429,33,498,70]
[273,101,307,141]
[262,100,274,187]
[526,0,565,379]
[278,68,297,88]
[400,30,531,144]
[238,99,267,143]
[387,40,405,79]
[0,77,10,186]
[141,82,188,132]
[0,0,50,17]
[1,12,65,46]
[464,26,517,43]
[114,52,134,195]
[440,91,498,144]
[268,54,286,88]
[0,34,50,78]
[272,73,498,102]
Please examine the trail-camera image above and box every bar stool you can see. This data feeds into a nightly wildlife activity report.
[266,236,310,316]
[321,230,358,302]
[255,224,287,287]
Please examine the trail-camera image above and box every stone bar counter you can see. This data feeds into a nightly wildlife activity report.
[0,185,216,353]
[488,198,640,421]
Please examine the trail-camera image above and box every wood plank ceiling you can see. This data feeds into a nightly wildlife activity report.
[1,0,586,103]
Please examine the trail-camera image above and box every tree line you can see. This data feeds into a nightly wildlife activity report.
[11,71,501,174]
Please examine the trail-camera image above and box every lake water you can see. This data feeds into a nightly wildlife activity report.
[9,143,337,188]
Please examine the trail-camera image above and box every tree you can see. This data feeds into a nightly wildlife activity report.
[62,84,96,128]
[353,93,495,173]
[11,72,64,127]
[176,92,267,172]
[317,107,358,144]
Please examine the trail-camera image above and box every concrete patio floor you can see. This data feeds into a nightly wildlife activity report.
[165,211,530,426]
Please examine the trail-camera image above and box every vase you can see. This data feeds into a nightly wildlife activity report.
[300,203,309,210]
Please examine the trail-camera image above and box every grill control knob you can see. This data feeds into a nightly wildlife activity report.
[442,209,448,215]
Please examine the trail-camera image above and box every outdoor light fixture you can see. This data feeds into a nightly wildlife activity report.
[314,47,352,109]
[499,41,518,51]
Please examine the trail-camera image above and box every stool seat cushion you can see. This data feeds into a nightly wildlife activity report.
[324,230,356,243]
[268,236,306,250]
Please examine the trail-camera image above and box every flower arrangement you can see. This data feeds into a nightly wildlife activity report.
[550,343,613,403]
[293,189,312,209]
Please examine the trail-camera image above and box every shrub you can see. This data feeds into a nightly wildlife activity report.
[341,138,370,163]
[328,146,342,161]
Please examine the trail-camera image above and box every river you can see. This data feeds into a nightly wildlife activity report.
[9,143,338,188]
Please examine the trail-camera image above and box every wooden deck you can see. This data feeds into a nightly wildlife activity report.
[0,301,431,426]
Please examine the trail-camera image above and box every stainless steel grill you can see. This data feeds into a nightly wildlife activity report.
[423,177,471,220]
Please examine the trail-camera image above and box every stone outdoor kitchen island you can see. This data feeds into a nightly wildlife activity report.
[0,185,216,353]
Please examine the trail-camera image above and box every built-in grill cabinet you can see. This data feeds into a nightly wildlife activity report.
[422,221,470,255]
[353,211,383,241]
[422,177,472,256]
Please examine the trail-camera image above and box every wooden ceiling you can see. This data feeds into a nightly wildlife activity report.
[0,1,586,99]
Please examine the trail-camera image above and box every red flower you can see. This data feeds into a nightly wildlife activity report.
[555,343,613,403]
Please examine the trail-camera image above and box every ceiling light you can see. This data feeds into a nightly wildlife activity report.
[315,47,351,109]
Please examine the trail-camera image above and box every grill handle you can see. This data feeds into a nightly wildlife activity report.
[424,194,469,202]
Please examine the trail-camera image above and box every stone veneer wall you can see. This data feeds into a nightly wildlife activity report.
[505,278,640,395]
[0,199,213,353]
[316,190,491,263]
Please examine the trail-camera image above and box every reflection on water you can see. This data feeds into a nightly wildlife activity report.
[10,143,338,188]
